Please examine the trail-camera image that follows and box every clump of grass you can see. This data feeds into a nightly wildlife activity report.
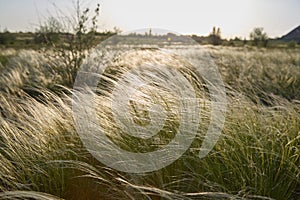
[98,91,298,200]
[0,90,138,199]
[207,46,300,102]
[179,92,299,199]
[0,49,68,95]
[0,46,299,200]
[0,90,77,194]
[0,191,63,200]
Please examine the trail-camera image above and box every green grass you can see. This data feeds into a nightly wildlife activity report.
[0,46,299,199]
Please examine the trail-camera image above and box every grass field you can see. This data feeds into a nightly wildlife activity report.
[0,45,299,199]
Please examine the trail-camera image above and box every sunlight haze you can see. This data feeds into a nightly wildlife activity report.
[0,0,299,38]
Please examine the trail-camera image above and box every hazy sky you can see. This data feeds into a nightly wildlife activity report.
[0,0,299,38]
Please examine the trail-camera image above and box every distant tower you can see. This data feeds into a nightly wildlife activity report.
[167,37,172,45]
[149,28,152,36]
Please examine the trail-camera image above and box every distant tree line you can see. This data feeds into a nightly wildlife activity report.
[0,30,16,45]
[249,27,268,47]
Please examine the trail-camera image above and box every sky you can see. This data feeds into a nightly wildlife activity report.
[0,0,299,39]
